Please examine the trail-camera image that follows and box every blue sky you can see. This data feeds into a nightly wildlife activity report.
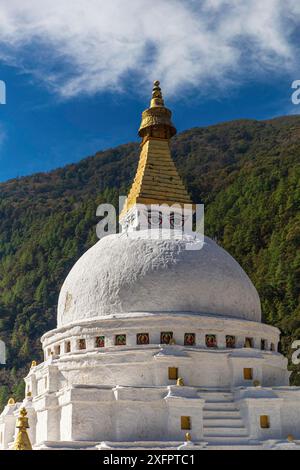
[0,0,300,182]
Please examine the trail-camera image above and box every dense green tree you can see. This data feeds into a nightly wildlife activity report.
[0,385,9,411]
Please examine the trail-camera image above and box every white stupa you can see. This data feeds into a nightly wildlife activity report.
[1,81,300,451]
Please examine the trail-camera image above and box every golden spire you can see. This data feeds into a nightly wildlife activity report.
[13,407,32,451]
[7,397,15,406]
[120,81,193,221]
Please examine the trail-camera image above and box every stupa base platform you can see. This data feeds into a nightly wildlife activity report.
[32,439,300,451]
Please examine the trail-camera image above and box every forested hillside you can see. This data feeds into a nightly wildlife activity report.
[0,115,299,409]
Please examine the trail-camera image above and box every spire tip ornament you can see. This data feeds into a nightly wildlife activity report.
[150,80,164,108]
[138,80,176,139]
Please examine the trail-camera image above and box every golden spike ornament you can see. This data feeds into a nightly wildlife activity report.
[7,397,15,406]
[13,407,32,450]
[150,80,165,108]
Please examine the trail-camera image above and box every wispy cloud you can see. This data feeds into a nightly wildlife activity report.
[0,0,299,99]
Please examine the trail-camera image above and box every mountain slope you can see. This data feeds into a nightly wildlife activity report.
[0,115,299,408]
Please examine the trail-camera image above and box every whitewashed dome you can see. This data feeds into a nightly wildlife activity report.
[57,232,261,327]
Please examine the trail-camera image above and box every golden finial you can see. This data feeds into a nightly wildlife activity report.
[287,434,295,442]
[13,407,32,450]
[26,391,32,398]
[176,377,184,386]
[138,80,176,139]
[150,80,164,108]
[31,360,37,368]
[8,397,15,406]
[185,432,192,442]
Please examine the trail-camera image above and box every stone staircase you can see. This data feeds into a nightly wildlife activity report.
[198,389,250,446]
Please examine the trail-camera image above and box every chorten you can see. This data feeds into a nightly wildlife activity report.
[0,82,300,450]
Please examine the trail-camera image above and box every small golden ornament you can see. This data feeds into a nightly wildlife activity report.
[31,360,37,368]
[287,434,294,442]
[7,397,15,405]
[13,407,32,450]
[169,338,176,345]
[176,377,184,386]
[185,432,192,442]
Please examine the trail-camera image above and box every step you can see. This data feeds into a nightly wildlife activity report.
[203,410,241,418]
[203,418,244,427]
[203,436,250,444]
[204,402,237,411]
[203,398,235,405]
[204,398,235,404]
[197,388,231,392]
[204,427,248,437]
[205,443,263,449]
[198,392,234,402]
